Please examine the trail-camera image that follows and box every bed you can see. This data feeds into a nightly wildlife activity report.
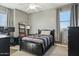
[18,23,55,56]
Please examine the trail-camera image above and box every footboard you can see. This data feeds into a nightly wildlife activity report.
[20,40,44,56]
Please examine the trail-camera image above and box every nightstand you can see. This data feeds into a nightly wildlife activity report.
[10,37,19,46]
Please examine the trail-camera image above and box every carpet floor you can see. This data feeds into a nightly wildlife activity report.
[10,44,68,56]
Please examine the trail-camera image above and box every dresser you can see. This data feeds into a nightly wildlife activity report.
[68,27,79,56]
[0,35,10,56]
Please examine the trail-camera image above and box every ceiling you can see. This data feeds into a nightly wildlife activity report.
[0,3,68,14]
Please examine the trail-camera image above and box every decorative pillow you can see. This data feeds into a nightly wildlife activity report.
[41,31,50,35]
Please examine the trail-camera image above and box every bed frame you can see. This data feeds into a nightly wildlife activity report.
[18,23,26,46]
[18,23,26,36]
[18,23,55,56]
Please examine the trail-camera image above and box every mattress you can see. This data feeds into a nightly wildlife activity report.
[22,35,53,49]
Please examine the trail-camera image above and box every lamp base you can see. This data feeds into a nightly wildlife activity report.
[27,29,29,35]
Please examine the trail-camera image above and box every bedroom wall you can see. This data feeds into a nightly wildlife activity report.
[13,9,28,37]
[28,9,57,40]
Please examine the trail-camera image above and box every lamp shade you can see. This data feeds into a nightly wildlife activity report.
[26,26,30,29]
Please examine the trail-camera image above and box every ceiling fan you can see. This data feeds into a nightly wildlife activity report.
[26,4,42,12]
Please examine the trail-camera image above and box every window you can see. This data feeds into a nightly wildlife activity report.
[60,11,70,30]
[0,13,7,26]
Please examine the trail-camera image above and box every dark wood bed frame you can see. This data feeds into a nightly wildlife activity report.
[18,23,55,56]
[18,23,26,36]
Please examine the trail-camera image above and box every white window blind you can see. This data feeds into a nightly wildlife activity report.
[60,11,70,30]
[0,13,7,26]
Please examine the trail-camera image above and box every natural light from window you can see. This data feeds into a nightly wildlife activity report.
[60,10,70,30]
[0,13,7,27]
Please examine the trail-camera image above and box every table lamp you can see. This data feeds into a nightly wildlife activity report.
[26,25,30,35]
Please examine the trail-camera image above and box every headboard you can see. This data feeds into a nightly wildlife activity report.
[38,29,55,37]
[18,23,26,37]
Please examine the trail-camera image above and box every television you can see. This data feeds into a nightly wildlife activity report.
[4,27,15,33]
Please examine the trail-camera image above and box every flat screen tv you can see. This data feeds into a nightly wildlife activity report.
[4,27,15,33]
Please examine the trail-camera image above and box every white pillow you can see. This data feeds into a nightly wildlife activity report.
[41,31,50,35]
[20,26,25,29]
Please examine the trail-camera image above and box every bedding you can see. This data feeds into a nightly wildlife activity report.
[22,35,53,50]
[20,29,55,55]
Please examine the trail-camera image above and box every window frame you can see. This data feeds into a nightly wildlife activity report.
[59,10,71,30]
[0,13,7,27]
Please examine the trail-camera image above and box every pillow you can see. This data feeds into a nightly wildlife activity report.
[20,26,25,29]
[41,31,50,35]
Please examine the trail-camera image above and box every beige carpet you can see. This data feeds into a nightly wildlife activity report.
[10,44,68,56]
[44,44,68,56]
[10,49,18,55]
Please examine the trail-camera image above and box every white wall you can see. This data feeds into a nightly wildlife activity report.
[28,9,56,39]
[13,9,28,37]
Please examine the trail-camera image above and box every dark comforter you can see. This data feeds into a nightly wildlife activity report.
[22,35,53,50]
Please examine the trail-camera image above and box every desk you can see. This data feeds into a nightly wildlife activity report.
[0,35,10,56]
